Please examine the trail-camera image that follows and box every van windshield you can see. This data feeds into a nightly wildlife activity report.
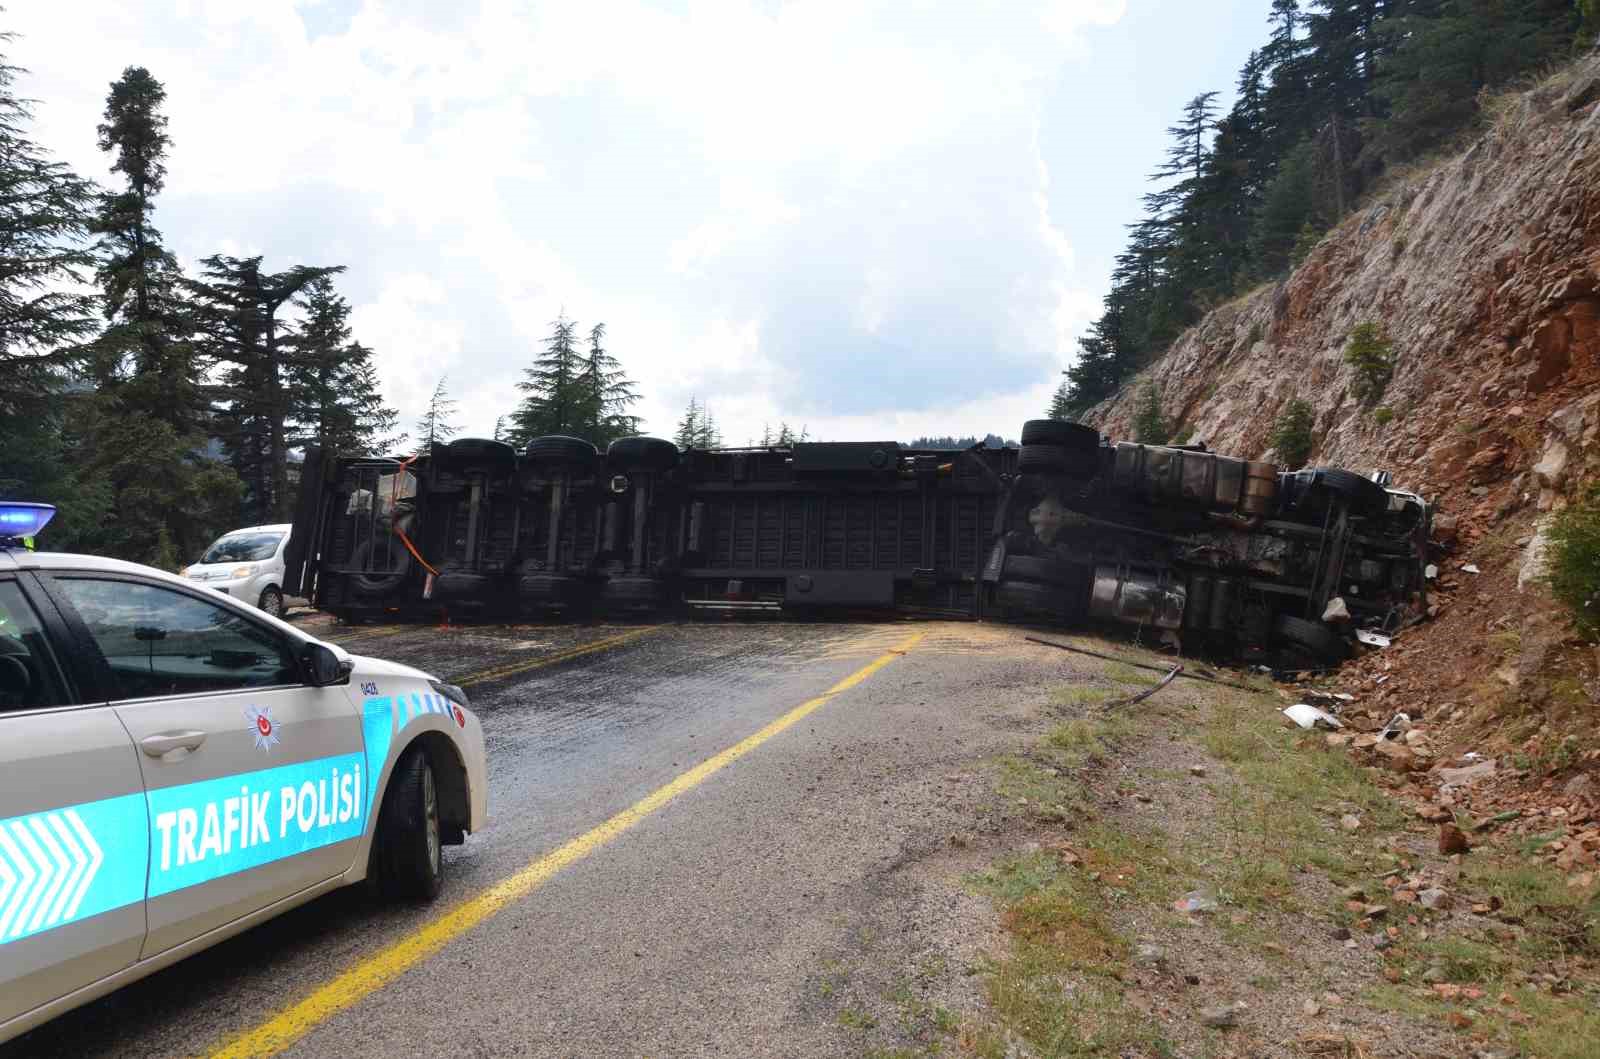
[199,532,283,564]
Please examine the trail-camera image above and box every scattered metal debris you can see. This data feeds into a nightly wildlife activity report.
[1355,629,1392,648]
[1106,664,1182,708]
[1024,636,1256,691]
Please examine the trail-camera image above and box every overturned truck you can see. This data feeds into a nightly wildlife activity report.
[284,420,1430,668]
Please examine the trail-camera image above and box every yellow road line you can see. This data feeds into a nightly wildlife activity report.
[209,629,925,1059]
[452,627,659,688]
[322,624,408,645]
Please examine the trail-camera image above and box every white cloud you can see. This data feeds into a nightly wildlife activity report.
[11,0,1125,447]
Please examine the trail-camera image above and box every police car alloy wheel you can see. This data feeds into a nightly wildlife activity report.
[377,745,444,900]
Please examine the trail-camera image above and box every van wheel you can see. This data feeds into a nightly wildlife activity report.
[257,586,285,618]
[377,746,443,901]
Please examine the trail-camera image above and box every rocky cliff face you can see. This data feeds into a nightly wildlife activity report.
[1090,54,1600,504]
[1088,56,1600,743]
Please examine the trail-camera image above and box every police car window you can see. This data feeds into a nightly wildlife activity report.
[0,581,69,712]
[53,579,298,701]
[200,532,283,564]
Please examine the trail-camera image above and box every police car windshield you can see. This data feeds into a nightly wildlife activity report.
[200,532,282,564]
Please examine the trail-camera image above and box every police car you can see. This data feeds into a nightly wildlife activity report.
[0,503,487,1043]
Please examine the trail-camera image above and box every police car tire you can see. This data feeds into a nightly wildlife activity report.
[377,746,443,901]
[1275,614,1348,664]
[257,586,284,618]
[1020,419,1099,452]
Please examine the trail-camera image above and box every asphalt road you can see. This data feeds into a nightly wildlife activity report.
[6,616,1063,1058]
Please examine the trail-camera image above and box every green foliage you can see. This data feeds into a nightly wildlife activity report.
[290,276,402,457]
[673,396,720,449]
[509,315,642,447]
[1046,379,1071,420]
[189,255,343,522]
[1343,322,1395,405]
[1062,0,1587,413]
[1548,487,1600,639]
[1132,382,1168,445]
[1269,397,1315,469]
[415,375,458,450]
[1372,405,1395,425]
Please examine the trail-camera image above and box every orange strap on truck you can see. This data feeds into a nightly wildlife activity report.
[391,456,441,578]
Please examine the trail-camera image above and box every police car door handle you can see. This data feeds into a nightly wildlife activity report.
[140,730,207,760]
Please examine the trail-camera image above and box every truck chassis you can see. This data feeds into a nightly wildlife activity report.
[284,420,1430,668]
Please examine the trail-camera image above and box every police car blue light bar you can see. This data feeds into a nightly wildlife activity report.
[0,502,55,539]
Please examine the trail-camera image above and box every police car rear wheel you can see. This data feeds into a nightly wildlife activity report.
[257,586,284,618]
[377,746,443,900]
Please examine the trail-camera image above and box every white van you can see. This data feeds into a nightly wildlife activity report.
[182,524,293,617]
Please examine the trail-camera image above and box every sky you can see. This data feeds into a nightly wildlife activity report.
[12,0,1269,448]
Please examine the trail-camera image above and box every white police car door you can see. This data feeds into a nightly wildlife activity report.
[48,575,365,958]
[0,576,148,1027]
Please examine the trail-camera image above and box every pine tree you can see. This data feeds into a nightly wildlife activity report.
[288,275,402,456]
[91,67,197,421]
[674,396,721,448]
[0,35,99,428]
[189,256,343,522]
[577,323,641,446]
[1047,380,1072,420]
[509,314,585,443]
[674,396,702,449]
[70,65,245,565]
[1133,382,1169,445]
[416,375,459,450]
[1270,396,1316,468]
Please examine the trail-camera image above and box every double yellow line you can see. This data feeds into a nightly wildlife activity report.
[210,629,925,1058]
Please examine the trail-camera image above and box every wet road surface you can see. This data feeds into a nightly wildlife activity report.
[6,617,1067,1057]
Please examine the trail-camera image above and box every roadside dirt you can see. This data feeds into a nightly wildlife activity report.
[831,632,1600,1059]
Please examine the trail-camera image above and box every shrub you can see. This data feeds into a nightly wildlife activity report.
[1270,397,1315,469]
[1133,383,1168,445]
[1247,321,1264,345]
[1170,424,1194,446]
[1549,488,1600,639]
[1372,406,1395,426]
[1344,323,1394,405]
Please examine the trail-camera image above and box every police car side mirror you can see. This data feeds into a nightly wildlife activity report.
[302,643,352,687]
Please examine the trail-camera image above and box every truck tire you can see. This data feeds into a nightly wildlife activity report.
[524,435,599,470]
[608,436,679,471]
[994,579,1063,616]
[1020,419,1099,452]
[603,575,667,606]
[1274,614,1348,663]
[518,572,579,605]
[1002,555,1077,586]
[443,437,518,472]
[1017,444,1097,476]
[1312,468,1389,518]
[350,539,412,595]
[376,745,443,901]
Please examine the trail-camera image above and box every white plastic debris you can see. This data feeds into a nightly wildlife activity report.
[1463,563,1481,574]
[1425,564,1439,580]
[1379,712,1412,740]
[1322,597,1352,623]
[1283,703,1344,730]
[1356,629,1392,648]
